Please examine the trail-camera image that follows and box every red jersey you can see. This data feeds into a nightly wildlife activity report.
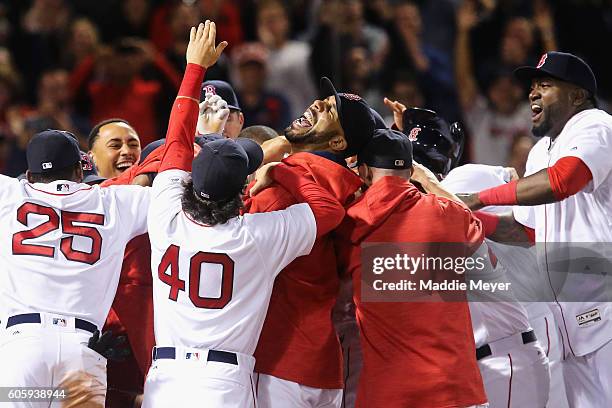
[244,153,362,389]
[336,176,488,408]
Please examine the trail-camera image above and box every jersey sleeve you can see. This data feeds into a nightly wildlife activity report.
[109,184,151,239]
[147,169,189,241]
[245,202,317,276]
[558,118,612,192]
[0,175,21,207]
[513,205,535,229]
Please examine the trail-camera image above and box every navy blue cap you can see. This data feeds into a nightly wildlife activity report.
[320,77,376,158]
[192,139,263,201]
[358,129,412,169]
[27,130,82,173]
[201,80,241,111]
[401,107,464,175]
[514,52,597,95]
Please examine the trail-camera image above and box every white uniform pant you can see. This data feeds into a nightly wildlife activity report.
[143,348,256,408]
[0,314,107,408]
[478,332,550,408]
[255,374,343,408]
[562,339,612,408]
[530,312,569,408]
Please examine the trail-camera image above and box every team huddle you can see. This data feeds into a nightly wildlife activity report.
[1,20,612,408]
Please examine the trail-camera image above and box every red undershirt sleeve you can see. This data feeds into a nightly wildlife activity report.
[271,164,346,238]
[158,63,205,173]
[547,156,593,200]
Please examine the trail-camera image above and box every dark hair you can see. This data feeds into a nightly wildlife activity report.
[181,179,243,226]
[28,163,81,183]
[88,118,132,150]
[238,126,277,145]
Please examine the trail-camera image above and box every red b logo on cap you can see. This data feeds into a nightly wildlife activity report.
[537,53,548,68]
[408,127,421,141]
[203,85,217,95]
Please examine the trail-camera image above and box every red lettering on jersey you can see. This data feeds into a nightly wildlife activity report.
[157,246,235,309]
[12,204,105,264]
[189,252,234,309]
[12,203,59,258]
[158,244,184,301]
[60,211,105,265]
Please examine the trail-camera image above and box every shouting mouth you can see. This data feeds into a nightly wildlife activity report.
[531,104,543,123]
[292,108,315,130]
[115,159,135,172]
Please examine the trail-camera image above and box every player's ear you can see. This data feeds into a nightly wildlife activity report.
[329,134,347,153]
[570,87,589,107]
[25,170,33,183]
[75,165,84,183]
[239,112,245,126]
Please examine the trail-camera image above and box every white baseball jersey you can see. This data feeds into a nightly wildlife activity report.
[513,108,612,357]
[148,170,317,355]
[0,175,150,329]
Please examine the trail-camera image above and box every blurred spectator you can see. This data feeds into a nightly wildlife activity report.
[63,18,100,69]
[256,0,316,119]
[198,0,244,51]
[341,45,382,111]
[507,132,535,177]
[70,38,181,147]
[164,2,229,82]
[310,0,388,86]
[102,0,152,42]
[15,0,71,102]
[4,68,89,176]
[233,42,291,133]
[455,0,533,166]
[382,0,460,122]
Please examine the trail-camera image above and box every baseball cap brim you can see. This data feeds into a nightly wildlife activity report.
[514,66,563,83]
[235,138,263,174]
[320,77,342,123]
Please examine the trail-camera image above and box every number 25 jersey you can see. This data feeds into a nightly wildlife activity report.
[0,175,150,328]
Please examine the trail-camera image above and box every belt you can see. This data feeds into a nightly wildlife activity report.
[476,330,537,361]
[6,313,97,334]
[153,347,238,365]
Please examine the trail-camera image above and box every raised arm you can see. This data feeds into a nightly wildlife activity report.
[158,21,228,174]
[454,1,480,112]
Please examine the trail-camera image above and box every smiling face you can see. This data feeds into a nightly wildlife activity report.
[529,77,580,138]
[89,122,141,178]
[284,96,345,151]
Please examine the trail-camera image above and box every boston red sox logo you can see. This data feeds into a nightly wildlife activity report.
[537,53,548,68]
[339,93,362,101]
[203,85,217,95]
[408,126,421,141]
[81,152,93,171]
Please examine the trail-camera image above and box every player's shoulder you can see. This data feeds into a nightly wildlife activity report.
[568,108,612,132]
[0,174,24,201]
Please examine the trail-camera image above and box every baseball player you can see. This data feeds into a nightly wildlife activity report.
[0,129,150,407]
[141,21,345,408]
[198,80,244,139]
[88,118,142,179]
[244,77,378,407]
[460,51,612,407]
[393,108,550,407]
[334,128,488,408]
[442,164,565,407]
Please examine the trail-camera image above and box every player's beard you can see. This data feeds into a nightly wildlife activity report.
[284,125,335,147]
[532,101,562,138]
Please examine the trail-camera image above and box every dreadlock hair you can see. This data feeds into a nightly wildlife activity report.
[181,178,244,226]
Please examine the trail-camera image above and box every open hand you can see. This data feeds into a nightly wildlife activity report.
[186,20,228,68]
[383,97,407,130]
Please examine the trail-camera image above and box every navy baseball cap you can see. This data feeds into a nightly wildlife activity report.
[514,52,597,95]
[192,139,263,201]
[358,129,412,170]
[320,77,376,158]
[27,130,82,173]
[201,80,241,111]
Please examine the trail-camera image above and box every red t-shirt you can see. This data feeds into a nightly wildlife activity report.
[244,153,362,389]
[336,176,488,408]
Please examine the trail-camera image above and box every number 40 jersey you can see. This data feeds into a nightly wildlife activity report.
[148,170,316,356]
[0,175,150,329]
